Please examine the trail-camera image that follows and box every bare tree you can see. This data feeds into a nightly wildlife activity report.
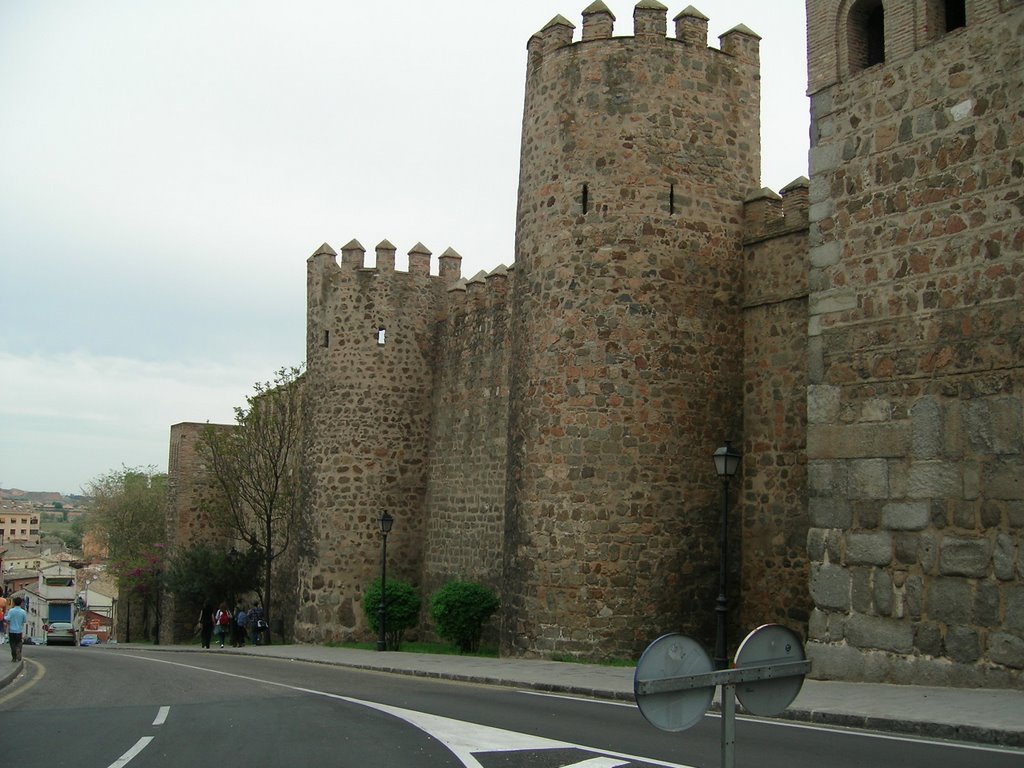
[198,365,303,641]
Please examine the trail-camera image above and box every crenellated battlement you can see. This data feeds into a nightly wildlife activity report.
[307,238,463,283]
[446,264,513,315]
[742,177,810,242]
[529,2,760,63]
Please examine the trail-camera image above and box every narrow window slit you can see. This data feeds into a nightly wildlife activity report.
[376,327,386,346]
[944,0,966,31]
[322,329,330,348]
[669,184,675,215]
[582,184,589,214]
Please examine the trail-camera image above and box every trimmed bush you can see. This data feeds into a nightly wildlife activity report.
[430,581,499,653]
[362,578,421,651]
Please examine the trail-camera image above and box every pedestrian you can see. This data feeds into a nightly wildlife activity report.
[198,601,214,649]
[233,604,248,648]
[213,602,231,648]
[249,602,265,645]
[6,597,28,663]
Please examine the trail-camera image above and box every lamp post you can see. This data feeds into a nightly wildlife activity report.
[712,440,742,670]
[376,512,394,652]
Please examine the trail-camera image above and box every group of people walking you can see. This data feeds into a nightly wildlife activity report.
[198,601,267,649]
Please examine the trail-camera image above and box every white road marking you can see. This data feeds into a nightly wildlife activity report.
[106,736,153,768]
[120,653,696,768]
[152,705,170,726]
[563,759,631,767]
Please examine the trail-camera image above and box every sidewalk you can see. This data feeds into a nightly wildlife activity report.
[101,642,1023,748]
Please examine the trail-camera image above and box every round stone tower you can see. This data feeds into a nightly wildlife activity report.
[503,1,762,659]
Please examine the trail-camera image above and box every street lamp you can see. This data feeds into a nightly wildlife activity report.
[712,440,741,670]
[376,512,394,652]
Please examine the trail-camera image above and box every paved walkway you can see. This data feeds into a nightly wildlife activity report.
[90,642,1024,748]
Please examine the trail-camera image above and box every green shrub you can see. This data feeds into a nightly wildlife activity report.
[430,581,499,653]
[362,578,421,651]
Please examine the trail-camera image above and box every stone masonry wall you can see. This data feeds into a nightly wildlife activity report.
[419,269,512,642]
[296,240,454,643]
[741,183,812,634]
[163,421,234,643]
[805,0,1023,686]
[504,5,762,660]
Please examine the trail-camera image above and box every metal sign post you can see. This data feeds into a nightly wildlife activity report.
[635,625,810,768]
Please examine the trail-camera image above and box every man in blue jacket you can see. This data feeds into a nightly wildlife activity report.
[6,597,27,662]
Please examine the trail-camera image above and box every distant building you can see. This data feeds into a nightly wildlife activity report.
[0,512,40,546]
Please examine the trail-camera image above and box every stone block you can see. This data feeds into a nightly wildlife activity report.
[987,633,1024,669]
[805,641,866,681]
[845,532,893,566]
[905,576,923,619]
[808,608,834,641]
[852,568,872,614]
[807,424,910,459]
[939,536,992,577]
[919,533,938,573]
[974,581,999,626]
[964,397,1023,455]
[984,458,1024,501]
[807,386,841,425]
[874,569,893,616]
[994,533,1017,580]
[846,613,913,653]
[882,502,930,531]
[808,460,847,495]
[907,461,963,498]
[914,621,943,656]
[926,578,973,624]
[809,497,852,528]
[809,142,842,174]
[1005,587,1024,632]
[911,398,942,459]
[944,626,980,663]
[848,459,889,499]
[809,240,841,268]
[810,563,851,611]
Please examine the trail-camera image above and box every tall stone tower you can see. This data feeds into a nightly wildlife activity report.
[804,0,1023,687]
[504,2,762,658]
[296,240,461,641]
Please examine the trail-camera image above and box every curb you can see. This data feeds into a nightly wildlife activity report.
[0,660,23,691]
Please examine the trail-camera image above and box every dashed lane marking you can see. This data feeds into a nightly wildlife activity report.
[106,736,153,768]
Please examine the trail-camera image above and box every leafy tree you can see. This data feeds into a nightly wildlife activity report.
[198,365,304,643]
[62,515,87,550]
[362,578,422,651]
[85,466,168,641]
[164,543,261,610]
[430,581,499,653]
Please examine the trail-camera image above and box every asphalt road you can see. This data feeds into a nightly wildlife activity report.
[1,646,1021,768]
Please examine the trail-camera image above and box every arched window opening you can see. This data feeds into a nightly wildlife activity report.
[582,183,589,214]
[944,0,966,32]
[848,0,885,73]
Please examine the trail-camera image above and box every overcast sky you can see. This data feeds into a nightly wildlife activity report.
[0,1,809,495]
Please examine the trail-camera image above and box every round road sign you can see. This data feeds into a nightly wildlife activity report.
[733,624,806,716]
[634,633,714,732]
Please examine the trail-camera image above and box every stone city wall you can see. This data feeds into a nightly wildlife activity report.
[805,0,1023,686]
